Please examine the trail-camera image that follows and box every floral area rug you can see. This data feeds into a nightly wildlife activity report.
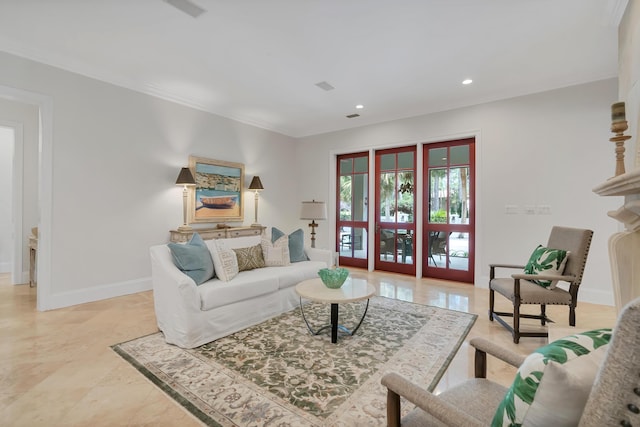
[112,297,476,426]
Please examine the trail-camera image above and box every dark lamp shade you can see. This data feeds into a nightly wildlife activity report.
[249,176,264,190]
[175,167,196,186]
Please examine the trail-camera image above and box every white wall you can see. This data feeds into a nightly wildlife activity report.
[296,79,621,305]
[0,51,299,309]
[0,126,13,272]
[619,0,639,166]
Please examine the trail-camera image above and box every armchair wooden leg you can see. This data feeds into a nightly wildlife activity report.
[513,301,521,344]
[540,304,546,326]
[387,389,401,427]
[570,305,576,326]
[474,349,487,378]
[489,289,494,321]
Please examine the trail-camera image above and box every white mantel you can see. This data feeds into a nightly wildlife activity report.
[593,167,640,312]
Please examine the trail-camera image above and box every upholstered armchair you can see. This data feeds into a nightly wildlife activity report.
[489,226,593,343]
[382,296,640,427]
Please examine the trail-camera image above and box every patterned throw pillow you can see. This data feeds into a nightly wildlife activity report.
[261,235,290,267]
[167,233,215,285]
[210,240,239,282]
[491,329,611,427]
[524,245,569,289]
[233,244,266,272]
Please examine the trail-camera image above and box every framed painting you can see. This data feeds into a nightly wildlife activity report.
[188,156,245,223]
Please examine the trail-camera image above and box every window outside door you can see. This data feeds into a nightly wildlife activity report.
[337,152,368,268]
[423,138,475,283]
[374,146,416,275]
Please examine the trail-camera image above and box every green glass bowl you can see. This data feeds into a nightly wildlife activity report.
[318,268,349,289]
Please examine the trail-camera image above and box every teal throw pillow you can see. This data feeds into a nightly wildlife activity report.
[167,233,215,285]
[491,328,611,427]
[523,245,569,289]
[272,227,308,263]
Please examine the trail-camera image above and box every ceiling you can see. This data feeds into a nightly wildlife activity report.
[0,0,625,137]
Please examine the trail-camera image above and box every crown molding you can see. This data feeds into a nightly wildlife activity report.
[604,0,629,27]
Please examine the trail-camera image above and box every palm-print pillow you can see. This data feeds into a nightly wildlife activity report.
[523,245,569,289]
[491,329,611,427]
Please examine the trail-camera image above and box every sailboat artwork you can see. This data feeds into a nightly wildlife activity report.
[189,156,244,222]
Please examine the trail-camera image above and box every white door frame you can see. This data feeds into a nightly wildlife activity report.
[0,121,23,284]
[0,85,53,311]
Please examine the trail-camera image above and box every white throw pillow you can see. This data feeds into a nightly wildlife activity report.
[261,235,290,267]
[209,240,239,281]
[491,329,611,427]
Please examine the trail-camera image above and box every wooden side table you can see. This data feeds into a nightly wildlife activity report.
[29,233,38,287]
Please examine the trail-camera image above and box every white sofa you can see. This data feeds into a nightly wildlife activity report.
[150,234,333,348]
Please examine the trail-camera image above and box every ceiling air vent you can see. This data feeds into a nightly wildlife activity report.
[346,113,360,119]
[315,81,335,91]
[164,0,206,18]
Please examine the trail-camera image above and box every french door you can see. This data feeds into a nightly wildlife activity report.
[336,152,369,268]
[374,146,416,275]
[422,138,475,283]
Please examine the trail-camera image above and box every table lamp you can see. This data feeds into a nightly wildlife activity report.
[248,176,264,226]
[175,167,196,231]
[300,200,327,248]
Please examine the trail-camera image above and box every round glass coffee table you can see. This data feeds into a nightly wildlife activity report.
[295,277,376,343]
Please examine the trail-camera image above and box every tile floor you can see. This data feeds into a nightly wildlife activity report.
[0,270,617,426]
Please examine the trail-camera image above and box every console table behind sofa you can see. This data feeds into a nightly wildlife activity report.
[169,225,265,243]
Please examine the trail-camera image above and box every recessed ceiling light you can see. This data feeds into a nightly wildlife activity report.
[355,104,364,109]
[462,79,473,85]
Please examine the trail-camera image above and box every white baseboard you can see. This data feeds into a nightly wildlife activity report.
[0,262,11,273]
[44,277,153,310]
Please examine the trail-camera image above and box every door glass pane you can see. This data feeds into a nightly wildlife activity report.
[339,175,352,221]
[340,226,368,258]
[398,151,414,169]
[397,229,413,265]
[379,172,396,221]
[354,156,368,173]
[449,232,469,271]
[353,227,367,259]
[449,167,469,224]
[339,158,353,174]
[380,228,396,260]
[428,231,448,268]
[429,168,447,223]
[450,145,469,165]
[380,153,396,171]
[428,147,447,167]
[397,171,414,224]
[352,174,368,221]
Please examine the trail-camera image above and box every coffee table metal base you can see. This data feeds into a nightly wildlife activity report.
[299,297,371,343]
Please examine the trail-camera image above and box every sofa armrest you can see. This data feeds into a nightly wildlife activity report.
[150,245,201,321]
[304,246,334,267]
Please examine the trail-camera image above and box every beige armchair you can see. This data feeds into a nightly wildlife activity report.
[382,296,640,427]
[489,226,593,343]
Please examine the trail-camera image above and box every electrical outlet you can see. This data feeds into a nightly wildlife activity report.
[505,205,518,214]
[537,205,551,215]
